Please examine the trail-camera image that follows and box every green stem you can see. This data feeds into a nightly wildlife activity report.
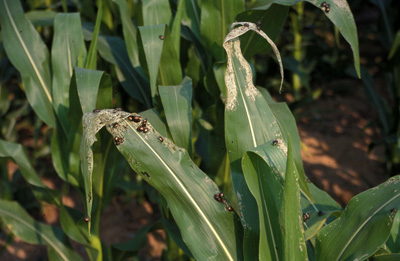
[290,2,304,100]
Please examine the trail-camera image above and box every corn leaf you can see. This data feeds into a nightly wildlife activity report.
[159,76,193,155]
[81,109,241,260]
[52,13,87,134]
[252,0,360,77]
[138,24,166,97]
[201,0,245,61]
[280,136,307,260]
[142,0,172,26]
[0,0,56,128]
[82,25,151,107]
[316,176,400,260]
[0,200,82,261]
[242,141,286,260]
[113,0,140,68]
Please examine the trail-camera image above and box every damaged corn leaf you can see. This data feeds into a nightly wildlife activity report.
[316,176,400,260]
[223,22,312,259]
[81,109,240,260]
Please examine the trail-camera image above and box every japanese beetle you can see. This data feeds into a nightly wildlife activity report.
[226,206,233,212]
[159,35,164,40]
[113,123,119,128]
[318,210,325,216]
[114,137,123,145]
[93,109,100,113]
[272,140,278,146]
[143,127,149,133]
[325,6,330,13]
[84,216,89,222]
[137,126,144,132]
[158,136,164,142]
[142,171,151,179]
[303,212,310,222]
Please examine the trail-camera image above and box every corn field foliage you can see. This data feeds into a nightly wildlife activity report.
[0,0,399,260]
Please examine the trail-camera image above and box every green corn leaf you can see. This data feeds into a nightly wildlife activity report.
[301,183,342,241]
[52,13,87,134]
[280,136,307,260]
[159,76,193,155]
[138,24,166,97]
[386,210,400,253]
[82,25,151,107]
[0,0,56,128]
[200,0,245,61]
[25,10,57,26]
[0,200,82,261]
[170,0,183,58]
[181,0,202,42]
[0,139,45,188]
[316,176,400,260]
[252,0,360,77]
[158,25,183,86]
[142,0,172,26]
[371,253,400,261]
[81,109,241,260]
[242,142,286,260]
[113,0,140,68]
[268,102,312,199]
[85,0,102,70]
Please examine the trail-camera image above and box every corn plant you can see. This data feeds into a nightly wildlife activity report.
[0,0,399,260]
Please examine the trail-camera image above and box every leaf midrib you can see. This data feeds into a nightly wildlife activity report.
[3,0,52,103]
[125,119,234,261]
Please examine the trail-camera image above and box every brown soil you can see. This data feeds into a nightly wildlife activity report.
[296,79,386,206]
